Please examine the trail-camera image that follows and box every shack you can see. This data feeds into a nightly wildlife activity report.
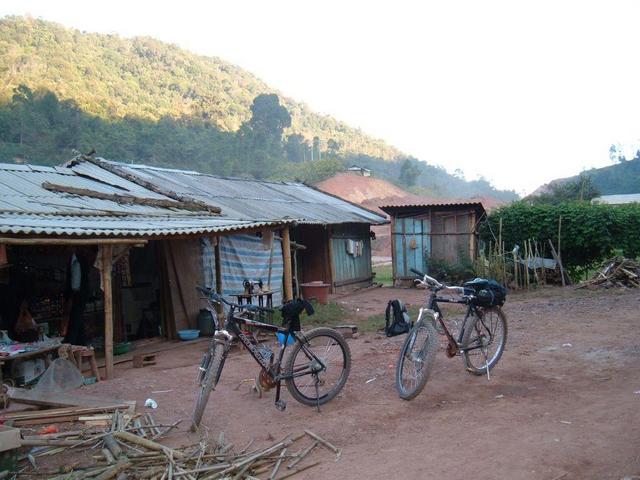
[70,157,388,294]
[0,162,290,380]
[380,201,486,286]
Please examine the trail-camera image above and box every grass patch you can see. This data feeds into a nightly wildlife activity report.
[373,264,393,286]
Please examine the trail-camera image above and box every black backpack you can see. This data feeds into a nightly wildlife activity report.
[385,300,412,337]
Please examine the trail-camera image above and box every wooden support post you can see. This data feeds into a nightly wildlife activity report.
[281,227,293,302]
[469,212,476,261]
[214,237,223,316]
[102,244,114,380]
[326,226,335,293]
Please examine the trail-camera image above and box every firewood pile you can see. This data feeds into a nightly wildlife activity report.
[17,413,337,479]
[577,257,640,289]
[4,386,338,479]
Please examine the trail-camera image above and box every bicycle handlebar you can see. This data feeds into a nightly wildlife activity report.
[409,269,471,296]
[410,268,444,289]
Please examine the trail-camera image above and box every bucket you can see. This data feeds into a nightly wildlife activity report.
[197,308,217,336]
[300,281,330,304]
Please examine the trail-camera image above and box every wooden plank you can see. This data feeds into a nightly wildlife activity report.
[7,387,135,410]
[103,244,114,380]
[5,404,133,421]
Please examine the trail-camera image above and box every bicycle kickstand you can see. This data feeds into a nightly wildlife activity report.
[274,380,287,412]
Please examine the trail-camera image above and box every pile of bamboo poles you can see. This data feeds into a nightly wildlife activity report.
[17,411,338,480]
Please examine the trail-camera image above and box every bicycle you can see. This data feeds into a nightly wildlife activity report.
[191,287,352,430]
[396,268,508,400]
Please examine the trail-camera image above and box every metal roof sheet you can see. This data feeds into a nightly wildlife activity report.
[0,213,284,237]
[86,160,387,225]
[0,162,283,237]
[380,201,486,213]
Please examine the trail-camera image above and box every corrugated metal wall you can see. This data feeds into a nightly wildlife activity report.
[330,224,373,286]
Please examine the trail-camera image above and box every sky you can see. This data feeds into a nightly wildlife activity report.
[2,0,640,195]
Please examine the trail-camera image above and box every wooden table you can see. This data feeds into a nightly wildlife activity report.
[0,344,61,384]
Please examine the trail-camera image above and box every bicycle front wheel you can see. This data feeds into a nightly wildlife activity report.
[191,341,226,431]
[396,320,438,400]
[461,306,507,375]
[284,327,351,406]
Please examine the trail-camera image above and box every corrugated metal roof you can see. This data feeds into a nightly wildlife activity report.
[0,162,286,237]
[0,213,283,237]
[78,159,387,226]
[380,201,486,213]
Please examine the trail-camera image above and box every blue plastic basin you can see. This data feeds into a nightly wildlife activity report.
[178,329,200,341]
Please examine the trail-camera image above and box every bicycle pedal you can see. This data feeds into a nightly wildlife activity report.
[275,400,287,411]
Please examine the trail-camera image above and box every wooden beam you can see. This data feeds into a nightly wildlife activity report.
[281,227,293,301]
[0,237,147,246]
[76,155,222,213]
[102,244,114,380]
[42,182,220,214]
[390,216,397,284]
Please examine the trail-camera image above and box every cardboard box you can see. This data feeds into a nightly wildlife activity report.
[0,425,20,452]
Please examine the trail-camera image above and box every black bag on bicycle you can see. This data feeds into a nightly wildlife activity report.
[385,299,412,337]
[280,298,314,332]
[464,278,507,307]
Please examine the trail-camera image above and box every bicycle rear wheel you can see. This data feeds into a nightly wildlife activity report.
[284,327,351,406]
[191,341,226,431]
[396,320,438,400]
[461,306,507,375]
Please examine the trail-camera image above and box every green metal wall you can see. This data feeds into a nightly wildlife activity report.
[330,224,373,284]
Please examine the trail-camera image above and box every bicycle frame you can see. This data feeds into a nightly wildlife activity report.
[424,290,485,357]
[213,303,329,407]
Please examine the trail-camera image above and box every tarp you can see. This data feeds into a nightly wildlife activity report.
[201,232,283,307]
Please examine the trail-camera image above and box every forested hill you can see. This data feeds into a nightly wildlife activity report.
[533,157,640,197]
[0,16,399,161]
[0,16,518,201]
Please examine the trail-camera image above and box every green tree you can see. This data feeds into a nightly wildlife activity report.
[399,158,421,187]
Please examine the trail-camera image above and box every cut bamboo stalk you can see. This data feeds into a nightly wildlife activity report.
[287,441,318,469]
[113,431,185,459]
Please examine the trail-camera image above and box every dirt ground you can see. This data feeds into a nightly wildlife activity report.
[63,286,639,479]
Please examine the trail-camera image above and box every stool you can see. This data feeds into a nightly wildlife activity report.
[133,353,156,368]
[71,346,101,382]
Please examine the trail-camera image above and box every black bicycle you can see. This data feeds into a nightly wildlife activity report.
[396,268,508,400]
[191,287,351,430]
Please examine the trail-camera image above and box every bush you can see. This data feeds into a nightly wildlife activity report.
[426,257,476,284]
[481,202,640,274]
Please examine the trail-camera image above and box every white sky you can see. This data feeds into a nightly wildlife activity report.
[2,0,640,195]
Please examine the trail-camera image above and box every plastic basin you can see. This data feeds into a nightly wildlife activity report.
[178,329,200,341]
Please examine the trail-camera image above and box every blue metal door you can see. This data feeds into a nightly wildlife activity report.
[394,217,431,277]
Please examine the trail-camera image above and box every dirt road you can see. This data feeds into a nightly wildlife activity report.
[76,286,640,479]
